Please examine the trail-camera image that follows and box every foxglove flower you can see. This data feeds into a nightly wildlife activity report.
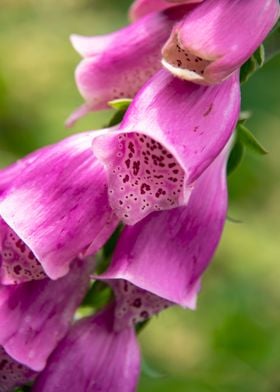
[93,69,240,225]
[67,6,191,126]
[0,130,118,283]
[33,279,172,392]
[100,139,230,306]
[129,0,204,21]
[0,346,37,392]
[0,258,92,372]
[162,0,280,84]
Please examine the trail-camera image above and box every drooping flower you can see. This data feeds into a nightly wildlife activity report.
[162,0,280,84]
[66,5,194,126]
[0,130,119,283]
[32,278,172,392]
[93,69,240,225]
[129,0,204,22]
[100,139,230,307]
[0,346,37,392]
[0,258,92,372]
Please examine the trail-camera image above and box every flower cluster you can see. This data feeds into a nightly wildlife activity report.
[0,0,278,391]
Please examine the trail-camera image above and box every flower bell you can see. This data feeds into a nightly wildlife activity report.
[162,0,280,84]
[0,131,118,282]
[67,7,188,126]
[93,69,240,225]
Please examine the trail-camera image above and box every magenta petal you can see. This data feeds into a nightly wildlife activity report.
[0,131,119,280]
[162,0,280,84]
[33,306,141,392]
[101,143,230,307]
[70,8,185,123]
[93,69,240,225]
[0,258,91,371]
[129,0,203,21]
[0,346,37,392]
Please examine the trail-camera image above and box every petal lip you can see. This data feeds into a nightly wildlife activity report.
[0,130,118,280]
[92,129,192,226]
[0,217,47,285]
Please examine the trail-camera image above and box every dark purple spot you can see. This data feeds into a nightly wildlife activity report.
[140,183,151,195]
[133,298,142,308]
[13,265,22,275]
[125,159,130,168]
[140,311,149,319]
[133,161,140,175]
[123,175,129,183]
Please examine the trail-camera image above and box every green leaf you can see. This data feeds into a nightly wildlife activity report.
[108,98,132,127]
[103,224,123,259]
[240,45,265,84]
[136,319,150,334]
[254,44,265,67]
[81,281,113,310]
[237,123,268,155]
[13,385,32,392]
[108,98,132,111]
[108,109,127,127]
[240,56,258,84]
[227,139,244,175]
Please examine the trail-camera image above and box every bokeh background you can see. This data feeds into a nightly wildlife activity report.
[0,1,279,391]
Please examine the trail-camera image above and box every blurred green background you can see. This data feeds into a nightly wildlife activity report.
[0,1,279,391]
